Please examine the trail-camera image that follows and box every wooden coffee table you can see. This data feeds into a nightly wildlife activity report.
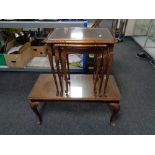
[28,74,121,126]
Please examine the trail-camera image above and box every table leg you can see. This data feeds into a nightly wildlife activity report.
[58,47,63,79]
[94,53,101,95]
[30,101,42,124]
[103,47,114,96]
[99,49,104,79]
[61,52,69,95]
[47,45,59,96]
[66,53,70,81]
[110,102,120,126]
[93,53,97,80]
[55,47,63,96]
[99,47,108,96]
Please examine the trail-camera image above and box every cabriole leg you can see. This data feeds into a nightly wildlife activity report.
[30,101,42,125]
[110,102,120,127]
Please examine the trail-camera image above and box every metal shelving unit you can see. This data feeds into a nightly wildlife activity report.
[0,20,88,72]
[0,20,88,28]
[0,66,83,73]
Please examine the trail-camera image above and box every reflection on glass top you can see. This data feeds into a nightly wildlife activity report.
[70,86,83,97]
[70,31,84,39]
[47,28,114,42]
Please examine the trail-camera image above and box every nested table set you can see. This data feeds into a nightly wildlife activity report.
[28,28,121,126]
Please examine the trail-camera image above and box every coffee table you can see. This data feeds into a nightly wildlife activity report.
[28,74,121,126]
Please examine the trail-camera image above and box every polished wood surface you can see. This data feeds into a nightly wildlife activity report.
[45,28,115,96]
[28,74,120,101]
[28,74,121,126]
[45,28,115,44]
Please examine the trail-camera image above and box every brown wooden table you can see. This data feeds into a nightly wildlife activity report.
[28,74,121,126]
[28,28,121,126]
[45,28,115,96]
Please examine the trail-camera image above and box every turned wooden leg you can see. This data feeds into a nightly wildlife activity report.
[55,47,63,96]
[103,47,114,96]
[93,53,97,80]
[94,53,102,95]
[99,47,108,96]
[61,52,69,95]
[30,101,42,124]
[66,53,70,81]
[47,44,59,96]
[110,102,120,127]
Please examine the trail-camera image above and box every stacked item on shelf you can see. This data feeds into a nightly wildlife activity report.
[27,38,50,68]
[31,39,48,57]
[23,29,53,69]
[0,51,7,67]
[27,56,50,68]
[0,30,18,67]
[0,29,33,68]
[5,41,32,68]
[0,32,7,66]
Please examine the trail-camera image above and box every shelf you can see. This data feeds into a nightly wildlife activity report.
[0,66,83,73]
[0,56,83,72]
[0,20,88,28]
[0,20,88,72]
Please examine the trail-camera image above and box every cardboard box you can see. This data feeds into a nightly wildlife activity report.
[31,44,48,57]
[5,42,32,68]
